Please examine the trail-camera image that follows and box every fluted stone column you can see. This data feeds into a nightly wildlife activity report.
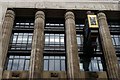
[2,10,15,74]
[29,11,45,79]
[65,11,80,79]
[97,12,119,80]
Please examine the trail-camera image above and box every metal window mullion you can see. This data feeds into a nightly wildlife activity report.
[49,34,50,51]
[15,33,19,50]
[28,22,30,28]
[60,56,62,71]
[90,60,93,71]
[48,56,50,71]
[54,34,55,50]
[16,56,19,71]
[59,34,60,51]
[17,56,20,70]
[23,22,25,28]
[8,57,13,70]
[26,34,29,50]
[27,35,30,50]
[47,57,49,71]
[23,56,26,70]
[98,60,102,71]
[114,35,117,46]
[53,56,55,71]
[11,56,15,70]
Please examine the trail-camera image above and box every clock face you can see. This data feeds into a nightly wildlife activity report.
[90,17,97,25]
[87,15,98,28]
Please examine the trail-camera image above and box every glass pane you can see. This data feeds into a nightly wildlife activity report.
[50,34,54,44]
[60,37,64,44]
[77,37,80,44]
[12,59,19,70]
[115,38,119,45]
[49,60,54,70]
[98,61,103,71]
[14,33,18,35]
[26,56,30,59]
[55,34,59,44]
[44,56,49,59]
[7,60,12,70]
[45,37,49,44]
[79,63,84,71]
[12,36,17,43]
[28,37,32,43]
[17,36,22,43]
[61,60,65,71]
[20,56,25,58]
[18,59,24,70]
[92,60,98,71]
[14,56,19,58]
[25,23,29,25]
[55,60,60,71]
[19,33,23,35]
[61,56,65,59]
[9,56,14,58]
[55,56,60,59]
[50,56,54,59]
[44,60,48,70]
[22,36,28,43]
[25,60,29,70]
[20,23,24,25]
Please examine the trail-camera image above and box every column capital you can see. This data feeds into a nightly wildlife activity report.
[5,10,15,19]
[65,11,75,20]
[35,11,45,20]
[97,12,106,20]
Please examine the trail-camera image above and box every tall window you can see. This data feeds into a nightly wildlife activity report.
[44,21,66,71]
[6,18,34,71]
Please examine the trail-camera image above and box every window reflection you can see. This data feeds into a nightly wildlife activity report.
[10,33,33,50]
[44,33,65,51]
[44,56,65,71]
[7,56,30,71]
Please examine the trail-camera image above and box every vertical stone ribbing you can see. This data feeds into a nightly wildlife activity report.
[29,11,45,79]
[65,11,80,79]
[97,12,119,80]
[2,10,15,71]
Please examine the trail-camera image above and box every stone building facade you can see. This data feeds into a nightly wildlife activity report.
[0,0,120,80]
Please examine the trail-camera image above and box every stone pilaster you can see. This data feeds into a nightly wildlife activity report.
[65,11,80,79]
[29,11,45,79]
[97,12,119,80]
[2,10,15,75]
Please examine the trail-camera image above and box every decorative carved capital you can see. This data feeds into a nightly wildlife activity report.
[97,12,106,20]
[65,11,75,20]
[5,10,15,19]
[35,11,45,20]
